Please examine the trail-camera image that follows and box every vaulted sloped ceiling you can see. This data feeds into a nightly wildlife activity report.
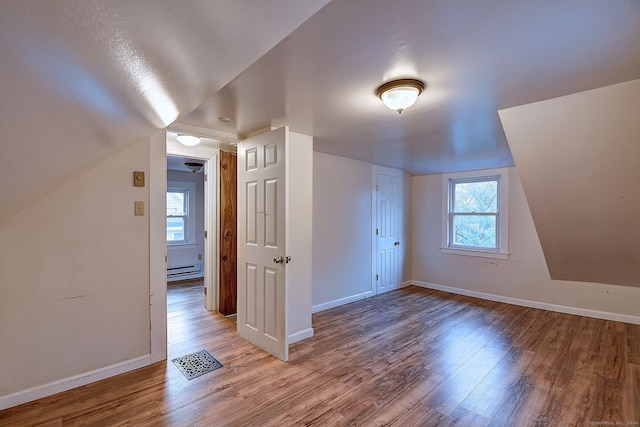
[0,0,330,221]
[499,80,640,287]
[2,0,640,279]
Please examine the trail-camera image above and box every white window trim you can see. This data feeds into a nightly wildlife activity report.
[441,168,509,260]
[167,181,197,246]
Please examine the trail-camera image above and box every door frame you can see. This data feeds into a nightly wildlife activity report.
[150,125,237,364]
[167,123,240,311]
[166,138,220,311]
[150,131,168,363]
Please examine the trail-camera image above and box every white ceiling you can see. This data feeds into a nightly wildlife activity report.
[167,155,204,174]
[182,0,640,175]
[0,0,330,220]
[1,0,639,220]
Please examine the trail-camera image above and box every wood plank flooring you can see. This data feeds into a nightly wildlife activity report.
[1,283,639,426]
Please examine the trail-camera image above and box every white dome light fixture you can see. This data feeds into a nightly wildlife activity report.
[177,134,201,146]
[376,78,425,114]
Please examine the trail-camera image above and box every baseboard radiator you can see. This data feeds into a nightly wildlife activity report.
[167,264,202,279]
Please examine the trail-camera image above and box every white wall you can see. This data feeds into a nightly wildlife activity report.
[402,170,412,283]
[286,131,314,343]
[312,152,411,312]
[0,139,153,404]
[499,79,640,287]
[167,170,205,281]
[411,167,640,321]
[313,153,374,310]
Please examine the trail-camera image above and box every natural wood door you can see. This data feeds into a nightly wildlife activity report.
[237,128,288,361]
[219,151,237,315]
[375,168,402,294]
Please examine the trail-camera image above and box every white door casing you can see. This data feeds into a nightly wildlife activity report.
[374,167,402,294]
[237,128,288,361]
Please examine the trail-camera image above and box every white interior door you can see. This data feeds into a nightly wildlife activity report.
[375,167,402,294]
[237,128,288,361]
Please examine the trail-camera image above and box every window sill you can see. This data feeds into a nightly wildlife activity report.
[168,243,198,248]
[441,247,509,260]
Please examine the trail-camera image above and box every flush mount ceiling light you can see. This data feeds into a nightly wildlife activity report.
[376,78,425,114]
[184,162,204,173]
[176,134,201,146]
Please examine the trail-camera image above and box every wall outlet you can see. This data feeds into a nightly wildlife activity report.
[134,201,144,216]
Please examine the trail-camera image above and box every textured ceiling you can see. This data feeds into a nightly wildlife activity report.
[182,0,640,175]
[0,0,330,220]
[1,0,640,221]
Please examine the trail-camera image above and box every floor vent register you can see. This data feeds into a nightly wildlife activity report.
[171,350,223,380]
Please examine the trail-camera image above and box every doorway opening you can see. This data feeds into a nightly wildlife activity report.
[165,137,220,315]
[155,127,239,361]
[166,155,206,286]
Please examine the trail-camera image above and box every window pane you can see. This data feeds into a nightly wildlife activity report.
[453,180,497,213]
[167,191,186,216]
[167,217,185,241]
[452,214,497,248]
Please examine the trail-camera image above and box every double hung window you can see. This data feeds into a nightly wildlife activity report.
[167,189,189,244]
[449,176,500,250]
[442,168,509,259]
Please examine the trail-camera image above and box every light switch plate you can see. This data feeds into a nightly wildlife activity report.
[134,201,144,216]
[133,171,145,187]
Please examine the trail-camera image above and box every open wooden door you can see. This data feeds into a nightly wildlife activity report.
[237,128,288,361]
[219,151,237,315]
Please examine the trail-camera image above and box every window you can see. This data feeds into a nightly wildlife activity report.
[442,168,509,259]
[450,176,499,249]
[167,189,188,244]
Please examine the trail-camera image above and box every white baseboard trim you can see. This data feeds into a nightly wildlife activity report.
[289,327,315,344]
[400,280,413,288]
[312,290,376,313]
[410,280,640,325]
[0,354,153,411]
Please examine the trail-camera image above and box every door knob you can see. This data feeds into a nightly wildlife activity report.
[394,241,400,246]
[273,256,284,264]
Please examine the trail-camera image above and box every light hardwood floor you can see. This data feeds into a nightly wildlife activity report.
[1,283,639,426]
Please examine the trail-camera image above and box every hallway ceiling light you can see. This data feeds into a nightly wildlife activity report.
[376,78,425,114]
[177,135,201,146]
[184,162,204,173]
